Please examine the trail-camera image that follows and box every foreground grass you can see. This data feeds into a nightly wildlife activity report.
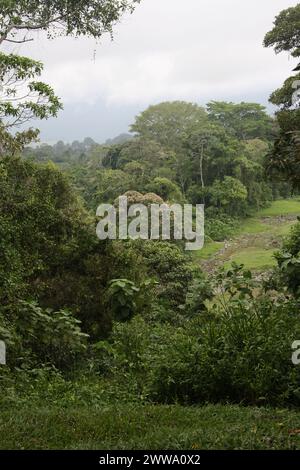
[1,404,300,450]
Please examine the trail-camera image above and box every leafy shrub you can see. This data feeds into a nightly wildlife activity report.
[247,181,273,210]
[0,156,113,339]
[205,216,236,241]
[105,278,157,322]
[0,301,88,369]
[146,177,182,202]
[209,176,248,216]
[137,241,194,307]
[144,297,300,406]
[0,365,144,409]
[275,221,300,296]
[100,266,300,407]
[183,274,214,316]
[186,185,208,205]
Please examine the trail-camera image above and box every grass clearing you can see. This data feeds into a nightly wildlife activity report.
[256,199,300,217]
[225,247,277,270]
[193,241,224,261]
[237,218,268,235]
[1,404,300,450]
[197,200,299,272]
[272,221,297,237]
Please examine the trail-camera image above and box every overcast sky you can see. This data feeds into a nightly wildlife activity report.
[7,0,299,143]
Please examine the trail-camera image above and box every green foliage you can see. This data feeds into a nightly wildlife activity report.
[275,221,300,296]
[103,316,152,375]
[144,298,300,406]
[0,53,61,121]
[90,263,300,407]
[209,176,248,216]
[0,301,88,369]
[186,184,207,205]
[263,4,300,58]
[0,124,39,156]
[183,275,213,316]
[270,74,300,110]
[266,131,300,190]
[106,279,140,322]
[0,156,119,339]
[0,53,62,155]
[0,8,298,448]
[264,4,300,190]
[0,156,86,300]
[118,265,299,406]
[137,241,194,308]
[105,278,157,322]
[0,1,140,43]
[24,97,278,212]
[146,177,182,202]
[103,138,173,178]
[131,101,208,150]
[207,101,275,141]
[95,169,135,204]
[205,214,236,241]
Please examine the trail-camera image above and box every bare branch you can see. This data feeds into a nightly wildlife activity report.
[5,37,34,44]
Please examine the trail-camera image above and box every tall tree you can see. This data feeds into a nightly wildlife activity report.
[0,53,61,155]
[207,101,275,141]
[264,4,300,59]
[264,4,300,189]
[131,101,208,150]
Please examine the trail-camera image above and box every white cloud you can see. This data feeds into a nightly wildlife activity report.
[4,0,298,141]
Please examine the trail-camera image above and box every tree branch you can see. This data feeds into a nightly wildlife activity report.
[5,37,34,44]
[0,15,65,45]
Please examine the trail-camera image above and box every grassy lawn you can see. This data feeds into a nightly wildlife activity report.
[1,404,300,450]
[193,241,224,261]
[256,199,300,217]
[225,247,277,270]
[237,218,268,235]
[237,213,298,238]
[195,200,299,272]
[272,221,297,237]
